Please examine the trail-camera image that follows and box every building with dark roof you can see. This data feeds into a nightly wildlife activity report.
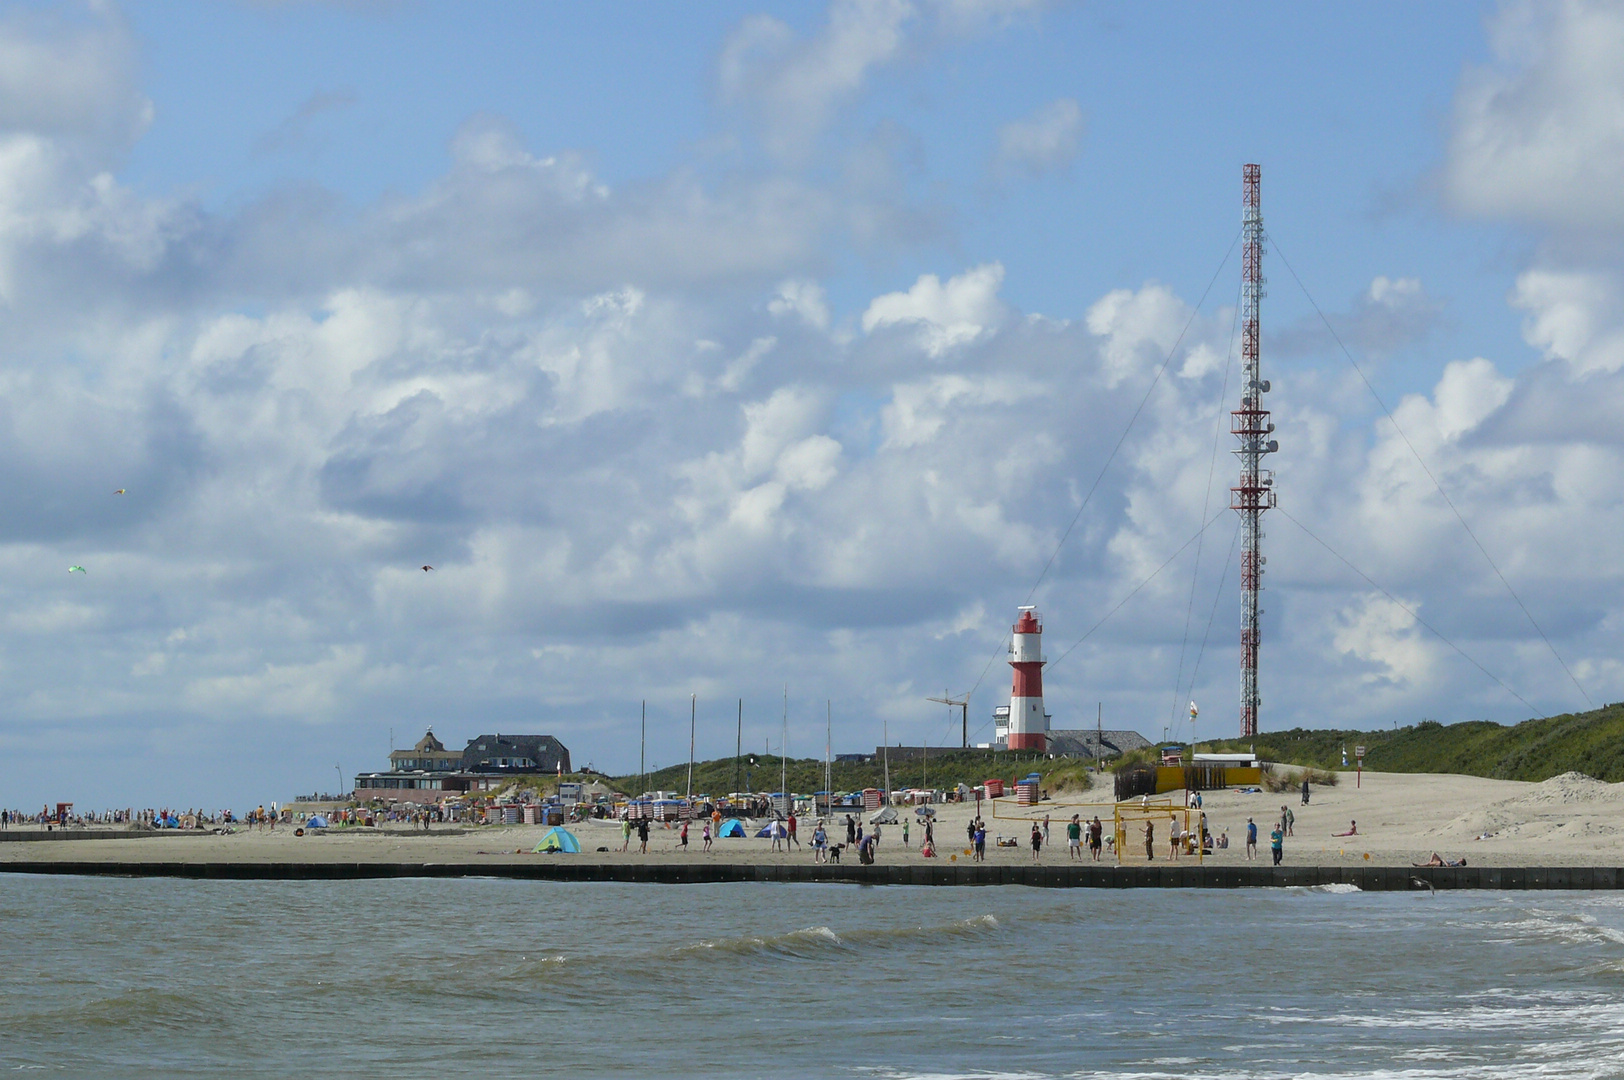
[462,734,571,775]
[389,730,463,772]
[1043,728,1154,760]
[352,729,572,801]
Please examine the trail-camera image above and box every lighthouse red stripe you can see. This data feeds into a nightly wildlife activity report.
[1011,665,1043,698]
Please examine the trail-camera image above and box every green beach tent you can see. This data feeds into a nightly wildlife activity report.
[534,826,581,853]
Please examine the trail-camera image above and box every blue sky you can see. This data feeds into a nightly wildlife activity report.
[2,0,1622,809]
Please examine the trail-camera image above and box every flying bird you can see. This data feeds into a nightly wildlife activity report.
[68,566,86,574]
[421,565,434,572]
[113,489,125,495]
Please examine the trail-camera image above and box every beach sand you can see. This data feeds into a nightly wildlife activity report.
[4,770,1622,869]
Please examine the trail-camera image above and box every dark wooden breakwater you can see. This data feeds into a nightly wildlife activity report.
[2,861,1621,889]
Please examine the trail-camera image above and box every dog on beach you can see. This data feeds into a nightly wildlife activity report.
[828,843,843,863]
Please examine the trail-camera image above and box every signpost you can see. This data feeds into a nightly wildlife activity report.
[1354,745,1366,788]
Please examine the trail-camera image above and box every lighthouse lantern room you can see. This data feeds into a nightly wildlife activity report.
[1007,606,1048,752]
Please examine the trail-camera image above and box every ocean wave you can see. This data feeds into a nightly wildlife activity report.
[862,1063,1624,1080]
[672,914,1002,962]
[4,989,224,1036]
[674,924,846,960]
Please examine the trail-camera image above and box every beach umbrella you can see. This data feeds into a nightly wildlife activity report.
[915,806,936,818]
[534,826,581,853]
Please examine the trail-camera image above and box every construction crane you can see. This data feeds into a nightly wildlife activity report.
[927,692,970,748]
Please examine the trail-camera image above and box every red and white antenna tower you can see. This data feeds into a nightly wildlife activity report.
[1231,163,1277,739]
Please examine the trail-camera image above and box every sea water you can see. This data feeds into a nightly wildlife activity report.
[2,876,1623,1079]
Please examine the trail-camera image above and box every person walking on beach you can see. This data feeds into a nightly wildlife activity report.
[1030,821,1043,862]
[973,822,987,862]
[873,821,882,851]
[902,817,910,848]
[787,812,800,849]
[1301,778,1311,805]
[1270,822,1284,865]
[679,820,689,851]
[967,817,977,846]
[1089,816,1104,861]
[1283,805,1295,837]
[1067,815,1082,861]
[1245,817,1258,860]
[1168,814,1182,861]
[812,821,828,862]
[620,816,633,852]
[846,814,857,845]
[1142,820,1155,861]
[770,817,783,852]
[924,819,934,848]
[637,817,650,854]
[702,821,712,852]
[1041,814,1050,848]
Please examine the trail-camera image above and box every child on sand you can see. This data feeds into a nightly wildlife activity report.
[702,821,712,852]
[1334,820,1358,837]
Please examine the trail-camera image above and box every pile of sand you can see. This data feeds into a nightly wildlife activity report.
[1434,772,1624,843]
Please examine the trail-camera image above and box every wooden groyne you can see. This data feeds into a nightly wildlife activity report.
[1,861,1620,889]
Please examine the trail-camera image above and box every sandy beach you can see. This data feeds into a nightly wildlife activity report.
[4,770,1623,869]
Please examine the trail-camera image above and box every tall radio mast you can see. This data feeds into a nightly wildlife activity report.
[1231,164,1277,739]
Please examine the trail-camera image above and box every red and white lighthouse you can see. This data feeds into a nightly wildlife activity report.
[1007,607,1047,752]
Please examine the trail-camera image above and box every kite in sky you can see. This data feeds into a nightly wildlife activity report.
[421,565,434,572]
[113,489,125,495]
[67,566,86,574]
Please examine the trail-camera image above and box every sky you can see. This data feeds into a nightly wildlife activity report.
[3,0,1623,809]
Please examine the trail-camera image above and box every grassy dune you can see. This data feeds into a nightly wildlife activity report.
[1204,703,1624,783]
[608,749,1091,798]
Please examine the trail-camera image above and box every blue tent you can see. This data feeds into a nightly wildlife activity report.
[717,818,747,838]
[755,823,776,838]
[534,826,581,853]
[305,815,329,828]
